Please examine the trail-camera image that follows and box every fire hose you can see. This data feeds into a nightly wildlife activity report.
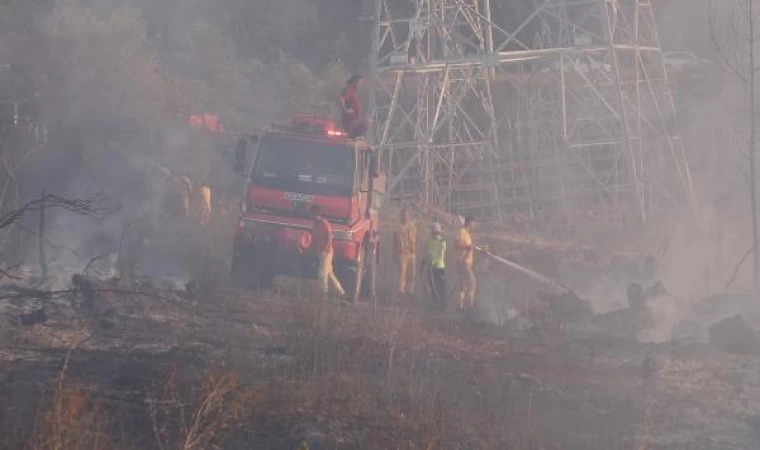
[419,246,579,306]
[476,246,578,297]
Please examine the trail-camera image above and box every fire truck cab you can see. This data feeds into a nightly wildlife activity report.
[230,115,385,301]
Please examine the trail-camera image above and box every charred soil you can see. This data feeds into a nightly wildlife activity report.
[0,275,759,449]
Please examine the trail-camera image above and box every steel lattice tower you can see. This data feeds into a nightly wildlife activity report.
[368,0,694,225]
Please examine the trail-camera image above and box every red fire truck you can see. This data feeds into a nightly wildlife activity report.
[229,115,385,301]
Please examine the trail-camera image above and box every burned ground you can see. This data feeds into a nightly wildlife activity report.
[2,258,759,450]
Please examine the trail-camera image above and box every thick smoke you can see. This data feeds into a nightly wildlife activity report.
[1,0,757,338]
[0,0,291,283]
[514,0,760,342]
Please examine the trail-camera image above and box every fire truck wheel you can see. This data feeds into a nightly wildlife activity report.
[361,249,376,299]
[229,256,249,288]
[340,249,365,303]
[230,257,260,289]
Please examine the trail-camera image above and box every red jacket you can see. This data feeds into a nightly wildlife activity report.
[340,85,363,121]
[311,217,333,254]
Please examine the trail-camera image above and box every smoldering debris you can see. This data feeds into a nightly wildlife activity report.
[0,285,49,329]
[17,308,47,326]
[478,237,760,349]
[539,291,593,322]
[709,315,760,355]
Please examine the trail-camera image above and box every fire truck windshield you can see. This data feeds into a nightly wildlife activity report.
[250,135,355,196]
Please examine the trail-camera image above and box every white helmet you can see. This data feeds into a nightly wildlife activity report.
[431,222,442,233]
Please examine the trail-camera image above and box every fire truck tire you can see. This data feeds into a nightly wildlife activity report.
[229,256,248,288]
[361,248,377,299]
[336,246,365,302]
[346,251,364,303]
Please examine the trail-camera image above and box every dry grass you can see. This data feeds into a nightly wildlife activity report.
[4,241,655,450]
[30,346,119,450]
[27,354,254,450]
[280,293,570,449]
[276,288,657,449]
[149,368,256,450]
[31,387,116,450]
[283,295,450,447]
[8,283,650,450]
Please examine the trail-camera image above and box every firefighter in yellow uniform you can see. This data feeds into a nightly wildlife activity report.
[455,215,476,310]
[179,177,213,227]
[394,208,417,296]
[199,183,212,226]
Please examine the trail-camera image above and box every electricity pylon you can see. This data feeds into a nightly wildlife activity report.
[368,0,693,224]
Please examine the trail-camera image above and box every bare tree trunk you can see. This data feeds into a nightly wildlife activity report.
[38,189,48,286]
[751,0,759,293]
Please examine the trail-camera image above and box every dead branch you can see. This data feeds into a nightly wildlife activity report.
[0,144,41,228]
[724,245,754,293]
[13,221,84,260]
[0,285,193,313]
[709,1,752,85]
[0,261,22,280]
[82,253,109,276]
[0,193,110,230]
[37,189,47,287]
[0,284,54,300]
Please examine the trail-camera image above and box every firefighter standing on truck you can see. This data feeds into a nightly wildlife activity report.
[304,205,345,298]
[455,215,477,311]
[339,74,368,139]
[394,208,417,296]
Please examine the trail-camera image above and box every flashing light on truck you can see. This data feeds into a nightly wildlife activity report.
[290,115,347,138]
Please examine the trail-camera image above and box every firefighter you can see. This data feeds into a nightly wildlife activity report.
[394,208,417,296]
[339,74,367,138]
[199,183,212,226]
[425,222,447,309]
[305,205,345,298]
[455,215,477,311]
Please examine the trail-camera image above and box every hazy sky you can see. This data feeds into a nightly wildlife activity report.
[657,0,713,55]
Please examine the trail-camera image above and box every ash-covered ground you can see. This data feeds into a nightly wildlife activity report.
[2,236,760,450]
